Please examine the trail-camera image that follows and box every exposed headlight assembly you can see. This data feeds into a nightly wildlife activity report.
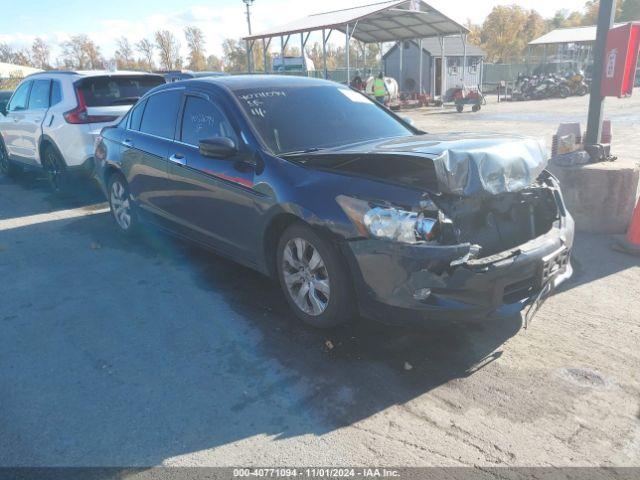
[337,195,438,244]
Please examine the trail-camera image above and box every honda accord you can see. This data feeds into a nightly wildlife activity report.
[94,76,574,328]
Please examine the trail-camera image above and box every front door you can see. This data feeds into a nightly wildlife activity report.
[165,92,260,264]
[22,79,51,164]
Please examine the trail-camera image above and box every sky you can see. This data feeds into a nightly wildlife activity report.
[0,0,589,62]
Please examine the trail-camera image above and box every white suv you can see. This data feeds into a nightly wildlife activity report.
[0,70,165,191]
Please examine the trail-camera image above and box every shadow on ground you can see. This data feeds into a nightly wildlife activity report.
[4,177,636,469]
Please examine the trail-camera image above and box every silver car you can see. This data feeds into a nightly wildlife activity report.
[0,70,165,191]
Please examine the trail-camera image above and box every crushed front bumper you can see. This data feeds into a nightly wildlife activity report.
[341,214,574,326]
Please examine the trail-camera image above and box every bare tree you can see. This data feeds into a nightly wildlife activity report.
[184,26,206,71]
[0,43,15,63]
[115,37,135,70]
[31,38,51,69]
[61,35,103,70]
[135,38,155,71]
[12,48,32,67]
[155,30,181,70]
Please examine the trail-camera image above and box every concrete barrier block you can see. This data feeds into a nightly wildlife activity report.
[548,161,640,234]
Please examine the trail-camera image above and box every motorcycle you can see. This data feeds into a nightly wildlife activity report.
[563,71,589,96]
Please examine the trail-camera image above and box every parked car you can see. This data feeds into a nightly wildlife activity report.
[162,70,229,83]
[94,76,574,328]
[0,90,12,116]
[0,70,165,191]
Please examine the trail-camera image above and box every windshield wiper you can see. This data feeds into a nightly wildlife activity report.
[280,147,324,156]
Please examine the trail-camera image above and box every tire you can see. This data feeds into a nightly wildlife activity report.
[558,86,569,99]
[107,173,137,235]
[276,224,354,328]
[41,145,70,193]
[456,104,464,113]
[0,138,19,177]
[577,85,588,96]
[472,104,481,112]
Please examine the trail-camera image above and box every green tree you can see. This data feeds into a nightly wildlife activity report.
[480,5,530,62]
[582,0,623,25]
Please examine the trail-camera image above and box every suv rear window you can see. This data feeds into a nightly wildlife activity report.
[76,75,165,107]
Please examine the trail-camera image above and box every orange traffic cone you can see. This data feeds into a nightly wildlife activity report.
[613,197,640,256]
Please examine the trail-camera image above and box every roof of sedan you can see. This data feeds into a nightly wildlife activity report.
[193,74,339,90]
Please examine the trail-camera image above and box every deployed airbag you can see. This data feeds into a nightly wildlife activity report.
[431,137,548,196]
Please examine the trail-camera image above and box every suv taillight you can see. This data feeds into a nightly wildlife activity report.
[63,88,118,124]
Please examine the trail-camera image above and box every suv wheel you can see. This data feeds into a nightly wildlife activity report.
[41,146,69,193]
[108,173,137,234]
[0,139,18,177]
[276,224,353,328]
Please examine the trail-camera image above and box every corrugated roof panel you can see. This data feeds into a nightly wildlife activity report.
[245,0,468,42]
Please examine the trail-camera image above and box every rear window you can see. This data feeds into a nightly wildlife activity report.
[76,75,165,107]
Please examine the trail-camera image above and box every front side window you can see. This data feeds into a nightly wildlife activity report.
[233,85,413,155]
[139,90,182,139]
[28,79,51,110]
[180,96,237,147]
[8,81,31,112]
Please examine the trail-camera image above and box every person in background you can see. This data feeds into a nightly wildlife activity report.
[374,72,388,104]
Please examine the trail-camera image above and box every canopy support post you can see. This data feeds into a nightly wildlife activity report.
[300,32,306,74]
[345,23,350,84]
[379,42,384,75]
[418,38,423,94]
[440,36,446,104]
[461,32,467,88]
[399,40,403,93]
[322,29,328,79]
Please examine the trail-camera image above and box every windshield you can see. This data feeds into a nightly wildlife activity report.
[233,85,413,155]
[77,75,165,107]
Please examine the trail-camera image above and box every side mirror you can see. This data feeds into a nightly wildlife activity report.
[0,103,7,116]
[402,116,415,126]
[199,137,237,159]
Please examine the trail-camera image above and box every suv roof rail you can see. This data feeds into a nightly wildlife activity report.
[24,70,78,79]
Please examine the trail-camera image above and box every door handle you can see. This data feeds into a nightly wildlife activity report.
[169,153,186,166]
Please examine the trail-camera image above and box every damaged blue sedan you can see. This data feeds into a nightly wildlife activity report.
[94,75,573,328]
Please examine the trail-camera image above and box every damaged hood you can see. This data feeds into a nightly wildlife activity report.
[297,133,549,197]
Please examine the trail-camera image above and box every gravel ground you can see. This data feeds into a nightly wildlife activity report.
[0,94,639,469]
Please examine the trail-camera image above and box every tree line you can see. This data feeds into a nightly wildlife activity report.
[467,0,640,63]
[1,0,639,73]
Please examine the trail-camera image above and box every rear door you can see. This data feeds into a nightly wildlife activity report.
[120,88,183,219]
[2,80,32,161]
[21,78,51,164]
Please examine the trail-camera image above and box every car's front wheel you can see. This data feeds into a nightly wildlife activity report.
[277,224,353,328]
[108,173,137,235]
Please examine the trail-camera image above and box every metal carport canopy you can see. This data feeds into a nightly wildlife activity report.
[244,0,468,43]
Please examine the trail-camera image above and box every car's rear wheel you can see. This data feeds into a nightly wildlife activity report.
[277,224,353,328]
[41,146,69,193]
[0,138,19,177]
[108,173,137,235]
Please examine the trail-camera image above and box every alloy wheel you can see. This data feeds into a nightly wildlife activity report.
[110,179,132,231]
[43,150,63,191]
[282,237,331,316]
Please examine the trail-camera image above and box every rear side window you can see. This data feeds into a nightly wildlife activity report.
[28,79,51,110]
[128,99,147,131]
[8,81,31,112]
[180,96,237,146]
[50,81,62,105]
[139,90,182,139]
[76,75,165,107]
